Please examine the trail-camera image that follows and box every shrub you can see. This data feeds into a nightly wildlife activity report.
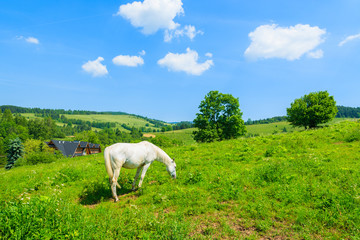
[149,135,183,148]
[344,127,360,142]
[184,170,203,185]
[5,137,24,170]
[16,151,62,166]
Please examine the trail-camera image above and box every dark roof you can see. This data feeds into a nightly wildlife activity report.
[79,141,89,148]
[47,140,101,157]
[50,140,79,157]
[89,143,101,148]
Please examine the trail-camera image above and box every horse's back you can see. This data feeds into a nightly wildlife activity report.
[106,141,156,169]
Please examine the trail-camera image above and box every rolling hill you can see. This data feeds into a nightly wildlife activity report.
[1,120,359,239]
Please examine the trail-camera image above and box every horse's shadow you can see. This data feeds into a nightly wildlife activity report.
[79,181,133,205]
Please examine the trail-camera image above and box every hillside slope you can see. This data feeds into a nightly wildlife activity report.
[1,120,359,239]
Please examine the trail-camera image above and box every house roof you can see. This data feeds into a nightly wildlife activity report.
[79,141,89,148]
[49,140,79,157]
[47,140,101,157]
[89,143,101,148]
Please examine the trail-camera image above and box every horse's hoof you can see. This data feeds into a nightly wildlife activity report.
[114,198,119,202]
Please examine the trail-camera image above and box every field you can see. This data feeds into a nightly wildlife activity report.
[21,113,167,132]
[158,128,196,145]
[154,119,350,145]
[62,114,163,131]
[1,120,360,239]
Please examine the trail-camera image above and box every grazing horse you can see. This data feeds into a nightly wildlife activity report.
[104,141,176,202]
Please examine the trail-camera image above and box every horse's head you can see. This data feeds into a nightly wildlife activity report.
[166,159,176,179]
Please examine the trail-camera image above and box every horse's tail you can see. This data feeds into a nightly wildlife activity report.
[104,147,113,179]
[104,146,121,188]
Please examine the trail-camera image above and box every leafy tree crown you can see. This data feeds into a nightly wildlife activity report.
[287,91,338,129]
[193,91,246,142]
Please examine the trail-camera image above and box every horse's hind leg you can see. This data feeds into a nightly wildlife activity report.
[138,163,151,188]
[112,167,121,202]
[132,167,142,191]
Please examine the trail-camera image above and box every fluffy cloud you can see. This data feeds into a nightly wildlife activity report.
[82,57,108,77]
[339,33,360,46]
[244,24,326,61]
[116,0,184,34]
[205,52,213,58]
[112,54,144,67]
[164,25,203,42]
[26,37,40,44]
[307,49,323,59]
[158,48,213,76]
[17,36,40,44]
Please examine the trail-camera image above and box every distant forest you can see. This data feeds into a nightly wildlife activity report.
[0,105,166,124]
[0,105,194,132]
[245,106,359,125]
[1,105,358,127]
[336,106,360,118]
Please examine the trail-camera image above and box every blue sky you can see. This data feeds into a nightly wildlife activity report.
[1,0,360,122]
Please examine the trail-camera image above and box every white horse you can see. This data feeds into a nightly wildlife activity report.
[104,141,176,202]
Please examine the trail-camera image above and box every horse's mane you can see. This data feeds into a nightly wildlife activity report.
[141,141,172,165]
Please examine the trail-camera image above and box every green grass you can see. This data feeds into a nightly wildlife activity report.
[157,128,197,145]
[21,113,168,132]
[246,121,295,136]
[1,120,360,239]
[153,119,353,146]
[21,113,42,120]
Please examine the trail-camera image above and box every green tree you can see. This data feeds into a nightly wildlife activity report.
[193,91,246,142]
[5,137,24,170]
[287,91,338,129]
[1,109,14,123]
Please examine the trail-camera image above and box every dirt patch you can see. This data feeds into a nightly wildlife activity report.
[143,134,156,138]
[83,203,99,209]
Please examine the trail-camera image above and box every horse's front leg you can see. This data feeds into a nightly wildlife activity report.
[132,167,142,191]
[112,167,121,202]
[138,163,151,188]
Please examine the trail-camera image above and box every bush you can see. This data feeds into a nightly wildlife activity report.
[16,151,62,166]
[344,127,360,142]
[149,135,183,148]
[5,137,24,170]
[184,170,203,185]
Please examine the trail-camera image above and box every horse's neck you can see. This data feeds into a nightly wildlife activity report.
[153,146,171,166]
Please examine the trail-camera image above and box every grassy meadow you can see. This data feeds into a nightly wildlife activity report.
[21,113,167,132]
[1,120,360,239]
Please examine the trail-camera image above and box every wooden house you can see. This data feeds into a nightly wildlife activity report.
[46,140,101,158]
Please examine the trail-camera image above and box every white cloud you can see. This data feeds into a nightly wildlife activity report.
[339,33,360,46]
[112,55,144,67]
[164,25,203,42]
[158,48,213,76]
[244,24,326,61]
[205,52,213,58]
[82,57,108,77]
[17,36,40,44]
[307,49,323,59]
[25,37,39,44]
[139,50,146,56]
[116,0,184,35]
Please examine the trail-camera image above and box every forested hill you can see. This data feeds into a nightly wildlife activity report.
[0,105,166,126]
[336,106,360,118]
[245,106,359,125]
[1,105,359,126]
[1,105,133,116]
